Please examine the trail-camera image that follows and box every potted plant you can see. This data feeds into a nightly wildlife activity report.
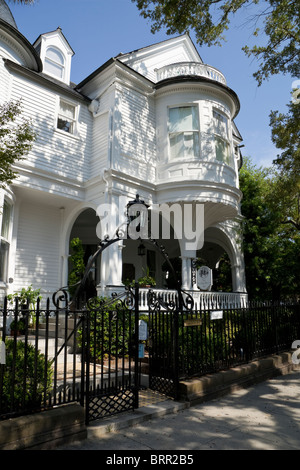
[7,285,42,327]
[138,267,156,288]
[10,318,26,336]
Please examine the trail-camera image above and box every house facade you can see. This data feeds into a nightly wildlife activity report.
[0,0,247,308]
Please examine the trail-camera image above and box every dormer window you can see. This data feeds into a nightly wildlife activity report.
[44,47,65,80]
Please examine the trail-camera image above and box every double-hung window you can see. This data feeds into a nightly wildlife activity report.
[168,106,200,159]
[0,200,11,283]
[213,110,233,166]
[57,99,77,135]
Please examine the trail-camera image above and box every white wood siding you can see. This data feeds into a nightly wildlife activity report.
[9,74,92,183]
[91,111,109,176]
[114,86,156,182]
[14,200,61,295]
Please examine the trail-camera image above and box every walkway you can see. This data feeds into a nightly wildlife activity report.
[57,370,300,450]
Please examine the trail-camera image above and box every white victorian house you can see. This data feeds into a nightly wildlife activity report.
[0,0,247,309]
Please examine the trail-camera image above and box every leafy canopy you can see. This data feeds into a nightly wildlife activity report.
[132,0,300,84]
[239,157,299,300]
[0,100,35,188]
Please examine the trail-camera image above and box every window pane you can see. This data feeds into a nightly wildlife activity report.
[0,240,9,282]
[46,47,64,65]
[170,133,184,158]
[213,110,228,138]
[215,136,230,164]
[44,59,64,79]
[57,117,73,133]
[1,201,11,239]
[169,106,199,133]
[170,132,199,158]
[59,101,75,120]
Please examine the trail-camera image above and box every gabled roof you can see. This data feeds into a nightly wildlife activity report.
[76,33,203,90]
[117,33,203,82]
[33,26,75,56]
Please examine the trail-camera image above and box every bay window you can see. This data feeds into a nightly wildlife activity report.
[213,109,233,167]
[168,106,200,159]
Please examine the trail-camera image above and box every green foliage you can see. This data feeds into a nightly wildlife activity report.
[239,157,300,300]
[7,285,42,309]
[1,339,53,412]
[132,0,300,85]
[269,100,300,231]
[138,267,156,287]
[0,100,36,188]
[79,297,133,362]
[68,237,85,296]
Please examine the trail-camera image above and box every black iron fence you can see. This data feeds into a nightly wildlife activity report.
[0,296,85,420]
[177,302,300,379]
[0,290,140,423]
[0,293,299,422]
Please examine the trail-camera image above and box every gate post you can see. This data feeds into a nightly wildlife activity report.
[133,282,140,409]
[172,299,180,401]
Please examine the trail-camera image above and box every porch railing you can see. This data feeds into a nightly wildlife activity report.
[138,288,248,310]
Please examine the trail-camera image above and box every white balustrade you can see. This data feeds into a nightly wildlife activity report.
[155,62,227,85]
[138,288,248,311]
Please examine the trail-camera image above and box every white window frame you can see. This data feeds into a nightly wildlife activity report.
[213,109,233,167]
[56,98,78,136]
[44,46,65,81]
[0,199,12,284]
[168,105,200,160]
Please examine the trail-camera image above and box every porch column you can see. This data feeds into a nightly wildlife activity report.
[231,263,247,292]
[181,256,192,290]
[105,240,124,288]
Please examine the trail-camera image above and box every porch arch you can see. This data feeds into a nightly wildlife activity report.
[197,224,246,293]
[60,203,100,290]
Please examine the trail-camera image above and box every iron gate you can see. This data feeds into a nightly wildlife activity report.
[147,290,179,400]
[82,287,140,424]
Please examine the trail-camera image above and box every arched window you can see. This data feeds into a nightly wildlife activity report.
[44,47,65,79]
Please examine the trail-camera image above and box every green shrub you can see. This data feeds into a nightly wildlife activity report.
[79,297,133,362]
[1,339,53,412]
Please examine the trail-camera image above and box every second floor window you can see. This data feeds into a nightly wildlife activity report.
[213,109,233,167]
[168,106,200,159]
[57,99,77,134]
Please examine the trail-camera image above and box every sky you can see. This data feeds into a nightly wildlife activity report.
[8,0,295,169]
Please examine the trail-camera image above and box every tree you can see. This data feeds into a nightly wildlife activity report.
[0,100,35,188]
[269,100,300,231]
[239,157,299,301]
[132,0,300,85]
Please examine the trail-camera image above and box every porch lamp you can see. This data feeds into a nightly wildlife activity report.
[126,194,149,239]
[137,243,146,256]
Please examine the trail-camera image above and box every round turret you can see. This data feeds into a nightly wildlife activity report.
[0,0,18,29]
